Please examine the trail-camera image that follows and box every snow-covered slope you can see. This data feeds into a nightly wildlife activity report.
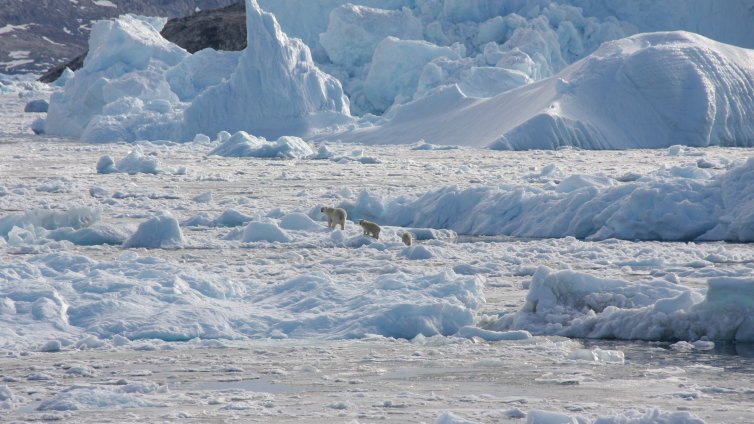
[328,31,754,149]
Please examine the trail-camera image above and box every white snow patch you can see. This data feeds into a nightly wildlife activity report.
[0,24,30,35]
[93,0,117,7]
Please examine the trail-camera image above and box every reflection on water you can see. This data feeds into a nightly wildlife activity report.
[710,341,754,358]
[581,339,754,371]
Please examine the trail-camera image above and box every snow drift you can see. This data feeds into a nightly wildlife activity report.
[331,31,754,149]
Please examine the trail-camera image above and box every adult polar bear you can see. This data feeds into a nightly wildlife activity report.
[321,206,347,230]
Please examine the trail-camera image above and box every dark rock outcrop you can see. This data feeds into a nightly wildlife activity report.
[38,1,246,83]
[160,1,246,54]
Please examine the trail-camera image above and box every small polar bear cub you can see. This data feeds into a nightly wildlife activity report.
[358,219,381,239]
[321,206,347,230]
[401,231,413,246]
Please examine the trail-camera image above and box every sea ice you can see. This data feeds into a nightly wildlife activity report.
[37,385,165,411]
[208,131,315,159]
[122,212,185,248]
[495,267,754,342]
[361,157,754,242]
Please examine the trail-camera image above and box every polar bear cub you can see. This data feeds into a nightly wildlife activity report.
[358,219,381,239]
[321,206,347,230]
[401,231,413,246]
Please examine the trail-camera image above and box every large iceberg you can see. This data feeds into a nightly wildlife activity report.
[564,0,754,50]
[181,0,351,140]
[330,31,754,149]
[45,15,188,142]
[42,0,754,150]
[319,4,422,69]
[256,0,410,62]
[45,0,352,143]
[263,0,754,118]
[364,37,461,113]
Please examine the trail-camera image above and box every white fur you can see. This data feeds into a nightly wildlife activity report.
[401,232,413,246]
[321,206,347,230]
[358,219,381,239]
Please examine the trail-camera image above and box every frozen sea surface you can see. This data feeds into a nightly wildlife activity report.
[2,91,754,422]
[3,338,754,423]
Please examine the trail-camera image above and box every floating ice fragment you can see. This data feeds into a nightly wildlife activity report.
[122,212,185,248]
[241,221,291,243]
